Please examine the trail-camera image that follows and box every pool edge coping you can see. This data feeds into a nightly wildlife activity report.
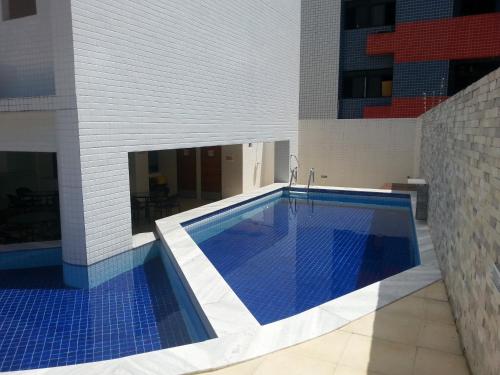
[10,184,442,375]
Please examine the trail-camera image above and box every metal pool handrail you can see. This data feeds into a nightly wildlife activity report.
[307,168,315,193]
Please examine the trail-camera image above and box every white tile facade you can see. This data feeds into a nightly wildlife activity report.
[65,0,300,265]
[299,0,342,119]
[0,0,55,98]
[0,0,301,266]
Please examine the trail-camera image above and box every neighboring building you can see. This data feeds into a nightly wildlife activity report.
[300,0,500,119]
[0,0,300,287]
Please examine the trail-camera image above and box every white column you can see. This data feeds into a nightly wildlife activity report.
[55,109,88,266]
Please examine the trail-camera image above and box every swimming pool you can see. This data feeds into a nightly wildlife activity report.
[0,241,210,372]
[184,188,420,325]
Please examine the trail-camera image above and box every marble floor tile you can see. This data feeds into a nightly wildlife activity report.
[341,312,423,346]
[285,330,351,364]
[413,348,470,375]
[377,295,426,321]
[334,364,384,375]
[423,298,455,325]
[338,334,416,375]
[254,350,337,375]
[417,322,463,355]
[415,281,449,302]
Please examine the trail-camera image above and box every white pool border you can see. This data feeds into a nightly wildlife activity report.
[13,184,441,375]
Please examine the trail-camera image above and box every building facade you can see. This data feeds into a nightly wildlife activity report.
[300,0,500,119]
[0,0,300,287]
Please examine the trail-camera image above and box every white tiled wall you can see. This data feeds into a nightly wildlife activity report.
[299,119,419,189]
[299,0,341,119]
[0,0,55,98]
[63,0,300,265]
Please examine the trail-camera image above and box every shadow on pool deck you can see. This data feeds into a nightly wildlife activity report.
[204,281,471,375]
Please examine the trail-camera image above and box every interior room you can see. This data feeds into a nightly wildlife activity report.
[128,142,280,234]
[0,151,60,245]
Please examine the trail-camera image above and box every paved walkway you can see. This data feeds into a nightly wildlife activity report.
[204,281,470,375]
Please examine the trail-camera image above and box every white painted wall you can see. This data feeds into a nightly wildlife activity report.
[221,145,243,199]
[242,142,275,193]
[0,112,56,152]
[64,0,300,264]
[0,0,55,98]
[299,119,419,189]
[262,143,275,187]
[414,118,423,177]
[275,140,291,183]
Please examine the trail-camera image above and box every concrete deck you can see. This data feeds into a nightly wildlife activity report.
[206,281,470,375]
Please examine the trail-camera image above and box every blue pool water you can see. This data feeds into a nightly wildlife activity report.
[185,189,420,325]
[0,245,209,372]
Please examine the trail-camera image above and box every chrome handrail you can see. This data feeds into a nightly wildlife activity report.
[307,168,315,193]
[289,166,298,187]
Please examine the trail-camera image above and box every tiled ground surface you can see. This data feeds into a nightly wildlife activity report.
[205,281,470,375]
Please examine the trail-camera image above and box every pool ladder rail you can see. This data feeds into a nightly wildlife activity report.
[307,168,315,194]
[289,166,298,188]
[289,154,299,188]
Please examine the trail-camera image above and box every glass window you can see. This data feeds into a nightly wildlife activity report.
[148,151,159,174]
[344,0,395,30]
[343,69,393,99]
[344,75,365,98]
[371,4,386,26]
[2,0,37,21]
[454,0,498,17]
[367,76,382,97]
[448,58,500,95]
[355,5,370,28]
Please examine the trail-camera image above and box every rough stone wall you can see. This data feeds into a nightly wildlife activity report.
[420,68,500,375]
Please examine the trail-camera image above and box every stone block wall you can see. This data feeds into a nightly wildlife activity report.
[420,68,500,375]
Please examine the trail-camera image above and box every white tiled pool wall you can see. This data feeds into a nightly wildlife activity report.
[63,240,160,288]
[185,187,413,234]
[182,189,283,233]
[0,238,162,289]
[0,245,62,270]
[157,241,217,341]
[289,188,412,204]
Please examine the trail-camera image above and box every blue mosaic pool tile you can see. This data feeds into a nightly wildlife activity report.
[187,196,419,325]
[0,249,210,372]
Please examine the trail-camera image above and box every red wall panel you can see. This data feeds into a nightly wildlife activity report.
[364,97,448,118]
[367,14,500,63]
